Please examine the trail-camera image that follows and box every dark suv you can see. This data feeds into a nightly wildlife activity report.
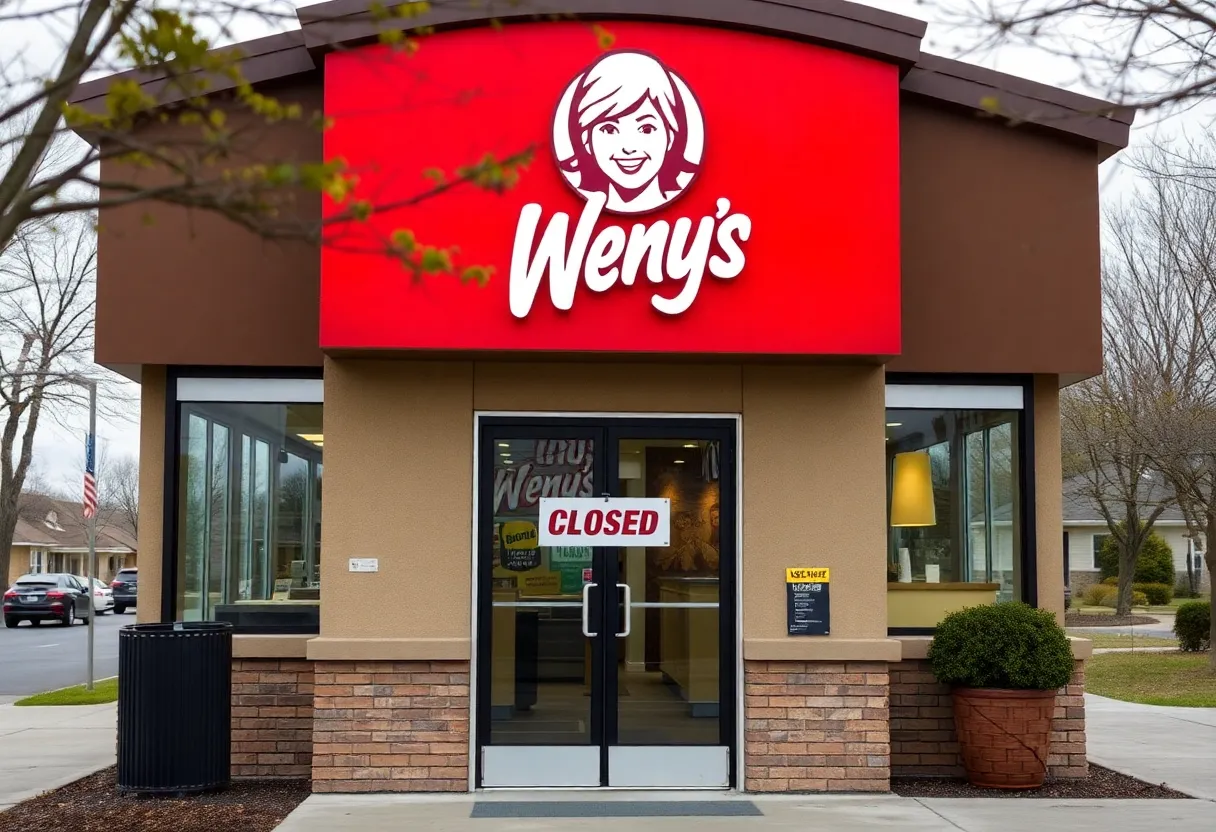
[110,568,138,614]
[3,574,91,627]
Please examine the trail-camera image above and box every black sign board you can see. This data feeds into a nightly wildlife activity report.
[786,567,830,636]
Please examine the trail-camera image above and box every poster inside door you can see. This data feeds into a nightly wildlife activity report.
[491,438,595,596]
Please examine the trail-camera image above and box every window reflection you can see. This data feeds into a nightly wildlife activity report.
[886,409,1021,601]
[176,403,323,630]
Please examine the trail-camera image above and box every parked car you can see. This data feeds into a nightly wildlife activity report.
[110,568,138,614]
[75,576,115,614]
[3,574,92,627]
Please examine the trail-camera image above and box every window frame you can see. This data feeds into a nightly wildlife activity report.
[885,374,1038,636]
[163,367,324,632]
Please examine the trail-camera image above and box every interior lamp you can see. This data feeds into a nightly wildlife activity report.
[890,451,937,527]
[890,451,936,583]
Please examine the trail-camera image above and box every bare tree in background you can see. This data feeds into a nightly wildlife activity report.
[0,215,125,588]
[1061,369,1172,616]
[941,1,1216,116]
[101,453,140,535]
[1107,139,1216,663]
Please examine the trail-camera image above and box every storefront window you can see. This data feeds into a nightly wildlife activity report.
[886,407,1022,604]
[176,401,323,631]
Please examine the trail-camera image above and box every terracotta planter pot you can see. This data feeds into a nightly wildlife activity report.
[952,687,1056,789]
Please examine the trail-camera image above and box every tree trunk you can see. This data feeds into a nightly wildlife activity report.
[1117,544,1137,616]
[1206,515,1216,670]
[0,497,19,592]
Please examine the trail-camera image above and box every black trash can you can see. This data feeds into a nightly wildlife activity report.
[117,622,233,795]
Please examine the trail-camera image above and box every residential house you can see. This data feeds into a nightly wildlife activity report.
[5,492,137,588]
[1063,472,1208,594]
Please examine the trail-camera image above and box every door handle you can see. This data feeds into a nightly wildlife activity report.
[582,582,598,637]
[616,582,631,638]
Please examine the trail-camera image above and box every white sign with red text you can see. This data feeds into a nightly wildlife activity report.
[539,497,670,547]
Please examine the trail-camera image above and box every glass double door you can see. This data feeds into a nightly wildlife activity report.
[476,419,736,788]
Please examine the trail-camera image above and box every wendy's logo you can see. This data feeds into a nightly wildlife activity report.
[508,50,751,320]
[552,50,704,215]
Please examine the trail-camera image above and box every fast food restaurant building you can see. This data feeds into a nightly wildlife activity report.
[80,0,1130,794]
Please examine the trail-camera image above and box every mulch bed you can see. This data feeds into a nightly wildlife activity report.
[892,764,1193,799]
[1065,614,1159,627]
[0,767,310,832]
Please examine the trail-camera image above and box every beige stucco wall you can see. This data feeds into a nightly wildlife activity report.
[472,362,743,413]
[315,360,898,660]
[136,366,166,623]
[1035,374,1066,623]
[740,365,895,660]
[314,358,474,656]
[293,361,1055,661]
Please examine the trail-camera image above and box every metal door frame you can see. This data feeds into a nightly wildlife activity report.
[470,413,742,790]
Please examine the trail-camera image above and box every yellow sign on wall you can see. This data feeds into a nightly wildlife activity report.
[786,567,829,583]
[502,520,539,550]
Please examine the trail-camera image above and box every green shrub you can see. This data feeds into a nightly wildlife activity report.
[1082,584,1116,607]
[1175,580,1200,599]
[1133,583,1174,605]
[1101,576,1119,587]
[1098,528,1176,585]
[1174,601,1212,653]
[928,602,1074,690]
[1132,589,1149,607]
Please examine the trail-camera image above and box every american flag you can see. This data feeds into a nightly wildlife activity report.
[82,434,97,520]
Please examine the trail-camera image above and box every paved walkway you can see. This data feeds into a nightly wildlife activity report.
[0,701,117,810]
[273,793,1213,831]
[1086,693,1216,801]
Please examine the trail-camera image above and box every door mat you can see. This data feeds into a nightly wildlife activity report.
[470,801,762,818]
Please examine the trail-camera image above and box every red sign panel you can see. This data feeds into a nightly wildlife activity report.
[321,22,901,355]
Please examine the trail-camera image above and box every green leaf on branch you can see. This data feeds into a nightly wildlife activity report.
[461,265,494,286]
[419,246,453,273]
[592,24,615,50]
[390,229,418,256]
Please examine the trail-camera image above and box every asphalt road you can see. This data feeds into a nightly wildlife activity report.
[0,611,130,696]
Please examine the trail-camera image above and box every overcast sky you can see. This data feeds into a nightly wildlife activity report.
[22,0,1212,492]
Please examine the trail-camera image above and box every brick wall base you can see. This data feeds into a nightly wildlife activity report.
[311,660,470,792]
[231,659,316,778]
[743,660,890,792]
[890,659,1087,780]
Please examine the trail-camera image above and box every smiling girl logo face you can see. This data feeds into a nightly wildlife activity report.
[554,50,704,215]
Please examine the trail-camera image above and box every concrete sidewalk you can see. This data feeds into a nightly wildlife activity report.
[1086,693,1216,801]
[273,792,1212,831]
[0,701,117,810]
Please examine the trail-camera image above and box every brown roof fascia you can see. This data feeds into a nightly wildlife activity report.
[67,1,1131,156]
[297,0,926,72]
[69,29,316,113]
[902,53,1134,160]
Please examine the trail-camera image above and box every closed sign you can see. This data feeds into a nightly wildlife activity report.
[539,497,670,546]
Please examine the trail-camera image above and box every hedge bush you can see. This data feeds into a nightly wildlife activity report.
[1097,528,1176,585]
[1174,601,1212,653]
[1082,584,1116,607]
[1133,583,1174,605]
[928,602,1074,690]
[1081,584,1148,607]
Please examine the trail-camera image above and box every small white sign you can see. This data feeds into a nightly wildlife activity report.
[348,558,379,573]
[539,497,670,547]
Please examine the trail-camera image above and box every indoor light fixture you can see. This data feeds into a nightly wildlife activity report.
[673,459,685,464]
[682,443,697,448]
[298,433,324,447]
[498,442,509,448]
[890,451,936,527]
[886,422,902,428]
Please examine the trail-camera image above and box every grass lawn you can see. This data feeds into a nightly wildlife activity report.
[1086,652,1216,707]
[14,677,118,706]
[1079,633,1180,650]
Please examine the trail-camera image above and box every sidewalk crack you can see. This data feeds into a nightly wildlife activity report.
[913,797,970,831]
